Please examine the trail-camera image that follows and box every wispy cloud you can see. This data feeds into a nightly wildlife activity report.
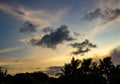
[0,3,23,17]
[97,0,120,9]
[82,0,120,38]
[83,8,120,39]
[91,19,115,36]
[0,2,68,28]
[0,46,21,54]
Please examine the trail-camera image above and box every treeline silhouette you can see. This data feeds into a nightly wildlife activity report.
[0,57,120,84]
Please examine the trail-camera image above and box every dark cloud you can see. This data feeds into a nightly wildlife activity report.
[111,46,120,65]
[45,66,63,76]
[42,27,53,33]
[29,38,38,45]
[108,8,120,20]
[83,8,120,21]
[31,25,75,49]
[83,8,103,20]
[19,21,36,33]
[70,39,97,55]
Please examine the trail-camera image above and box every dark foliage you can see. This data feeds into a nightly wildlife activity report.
[0,57,120,84]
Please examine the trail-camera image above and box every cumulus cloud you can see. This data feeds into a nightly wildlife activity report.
[70,39,97,55]
[0,3,24,17]
[111,46,120,65]
[45,66,63,76]
[19,21,37,33]
[30,25,74,49]
[83,8,120,21]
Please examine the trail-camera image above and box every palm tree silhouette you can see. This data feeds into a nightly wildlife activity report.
[99,57,114,83]
[61,57,80,76]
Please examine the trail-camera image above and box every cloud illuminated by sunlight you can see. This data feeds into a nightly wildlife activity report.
[85,16,120,41]
[97,0,120,9]
[0,46,21,54]
[0,2,68,28]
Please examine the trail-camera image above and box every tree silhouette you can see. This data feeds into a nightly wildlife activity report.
[61,57,80,76]
[58,56,120,84]
[110,65,120,84]
[0,67,7,84]
[79,58,92,74]
[71,57,81,72]
[98,57,115,83]
[61,63,72,75]
[1,56,120,84]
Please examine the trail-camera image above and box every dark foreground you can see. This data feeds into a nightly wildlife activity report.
[0,57,120,84]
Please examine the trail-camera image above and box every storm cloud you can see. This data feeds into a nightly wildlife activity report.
[70,39,97,55]
[83,8,120,21]
[19,21,37,33]
[31,25,74,49]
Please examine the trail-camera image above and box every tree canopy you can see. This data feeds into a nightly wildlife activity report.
[0,56,120,84]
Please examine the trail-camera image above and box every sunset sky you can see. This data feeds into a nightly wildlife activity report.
[0,0,120,76]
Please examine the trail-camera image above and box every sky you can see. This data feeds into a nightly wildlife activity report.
[0,0,120,76]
